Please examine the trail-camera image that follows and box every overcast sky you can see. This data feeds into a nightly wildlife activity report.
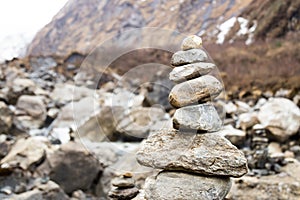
[0,0,68,61]
[0,0,68,37]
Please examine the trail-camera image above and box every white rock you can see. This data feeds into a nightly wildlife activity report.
[0,137,50,170]
[253,98,267,110]
[267,142,283,158]
[52,127,71,144]
[237,112,258,130]
[235,100,251,114]
[258,98,300,142]
[218,125,246,146]
[224,101,238,114]
[181,35,203,50]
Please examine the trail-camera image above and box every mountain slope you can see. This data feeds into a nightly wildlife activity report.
[27,0,252,57]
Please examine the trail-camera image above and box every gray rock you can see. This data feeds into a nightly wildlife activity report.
[110,88,145,108]
[108,187,139,200]
[97,148,157,197]
[181,35,203,50]
[136,129,248,177]
[143,75,174,110]
[116,107,171,141]
[218,125,246,147]
[257,98,300,142]
[169,62,215,83]
[111,177,135,188]
[7,78,37,104]
[47,142,102,194]
[14,95,47,130]
[10,189,43,200]
[76,106,119,142]
[169,75,223,108]
[235,101,252,114]
[237,112,258,130]
[132,190,146,200]
[16,95,46,118]
[0,137,49,170]
[53,96,100,130]
[10,180,69,200]
[144,171,231,200]
[173,103,222,132]
[171,49,208,66]
[227,161,300,200]
[0,101,13,134]
[51,83,94,105]
[83,141,119,168]
[0,135,12,159]
[34,180,69,200]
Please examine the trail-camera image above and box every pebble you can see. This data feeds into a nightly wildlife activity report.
[108,187,139,200]
[181,35,203,50]
[111,177,135,188]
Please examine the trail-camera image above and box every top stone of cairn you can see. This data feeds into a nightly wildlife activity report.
[181,35,203,50]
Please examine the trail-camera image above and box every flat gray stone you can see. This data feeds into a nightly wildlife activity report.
[108,187,139,200]
[171,49,208,66]
[181,35,203,50]
[173,103,222,132]
[169,75,223,108]
[136,129,248,177]
[111,177,135,188]
[169,62,215,83]
[144,171,231,200]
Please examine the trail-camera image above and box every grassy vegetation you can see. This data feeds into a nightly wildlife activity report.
[206,36,300,92]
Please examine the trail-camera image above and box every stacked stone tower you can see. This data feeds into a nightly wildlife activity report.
[137,35,248,199]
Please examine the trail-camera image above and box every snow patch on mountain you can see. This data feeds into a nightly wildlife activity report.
[216,17,237,44]
[216,17,257,45]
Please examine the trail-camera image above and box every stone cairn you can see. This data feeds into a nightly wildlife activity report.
[136,35,248,199]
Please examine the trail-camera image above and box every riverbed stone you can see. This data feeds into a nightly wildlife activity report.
[169,62,215,82]
[136,129,248,177]
[169,75,223,108]
[257,98,300,142]
[173,103,222,132]
[144,171,231,200]
[181,35,203,50]
[171,49,208,66]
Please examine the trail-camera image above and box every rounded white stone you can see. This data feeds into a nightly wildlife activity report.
[181,35,203,50]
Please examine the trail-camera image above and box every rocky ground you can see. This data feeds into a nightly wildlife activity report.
[0,56,299,200]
